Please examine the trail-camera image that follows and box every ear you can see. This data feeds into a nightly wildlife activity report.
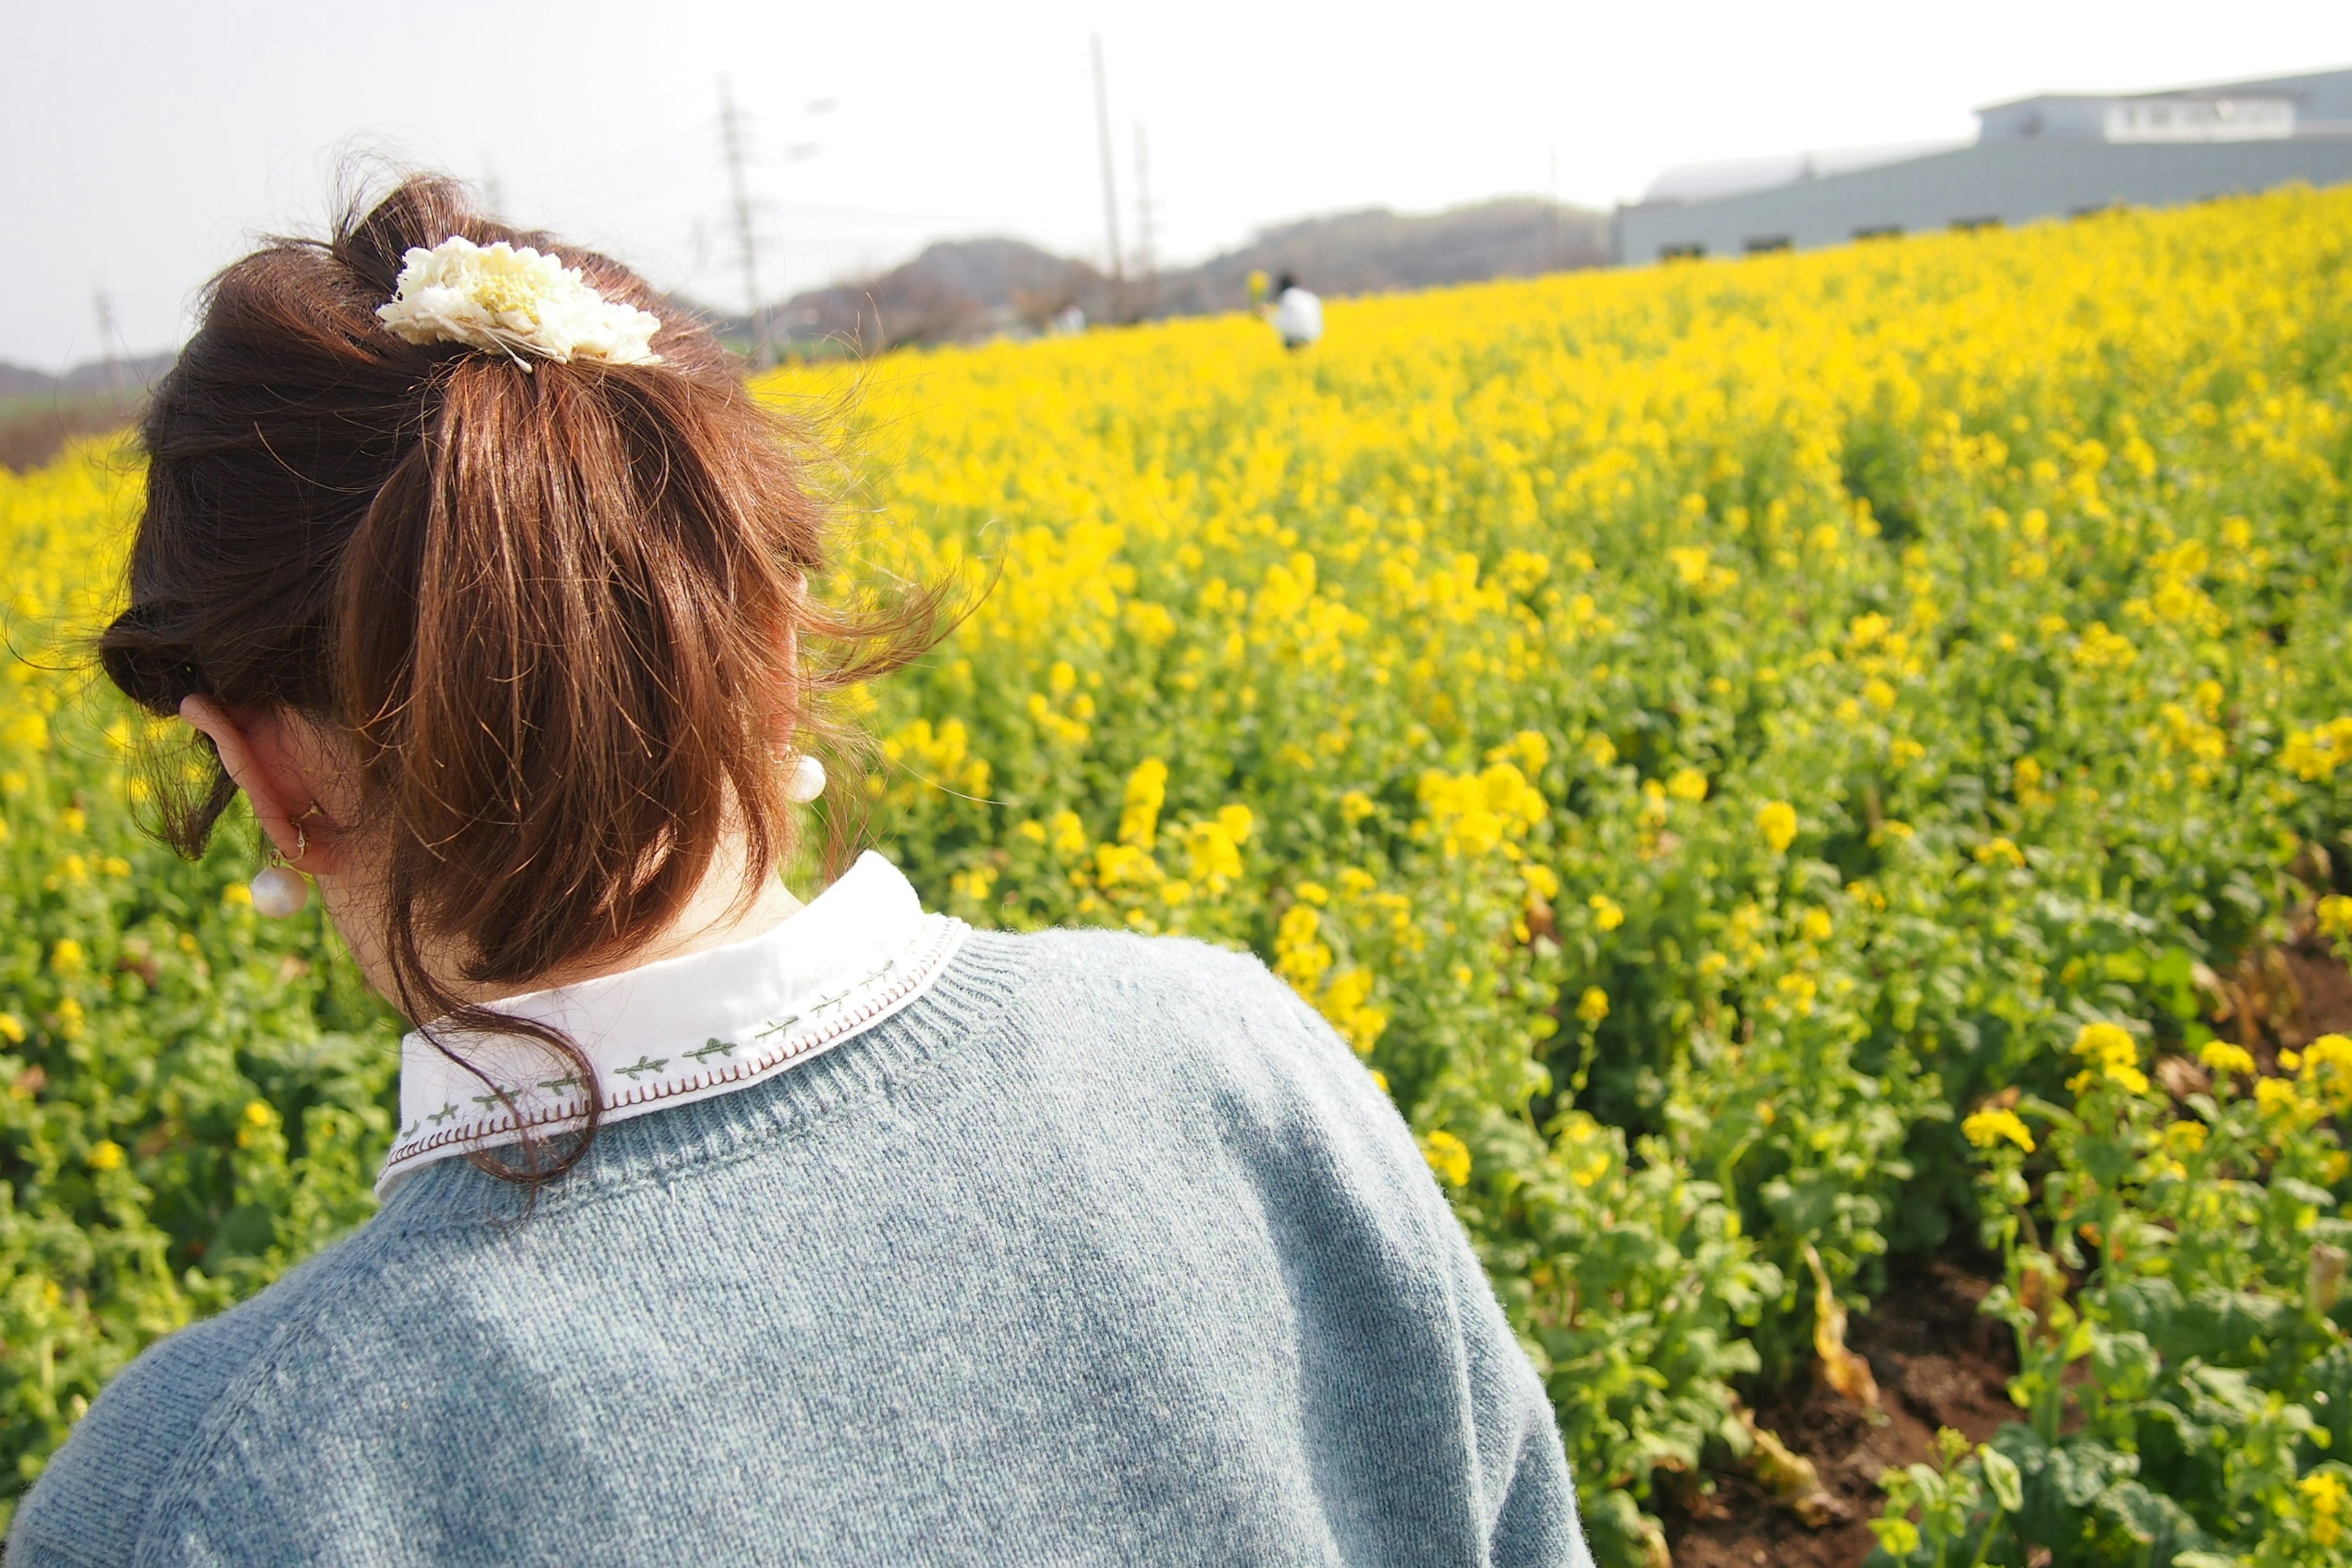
[760,605,804,748]
[179,696,345,875]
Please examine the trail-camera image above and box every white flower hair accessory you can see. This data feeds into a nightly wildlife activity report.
[375,236,662,367]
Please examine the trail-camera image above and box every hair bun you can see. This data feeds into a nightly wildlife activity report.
[99,602,205,716]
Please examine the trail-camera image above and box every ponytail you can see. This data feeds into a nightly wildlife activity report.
[100,175,940,1182]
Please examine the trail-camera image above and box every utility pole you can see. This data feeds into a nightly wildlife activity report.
[718,77,767,366]
[1090,34,1124,314]
[1133,122,1158,315]
[92,288,123,398]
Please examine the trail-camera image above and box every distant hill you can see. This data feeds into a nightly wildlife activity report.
[1143,197,1611,319]
[721,195,1611,355]
[0,354,174,402]
[748,237,1102,356]
[0,355,172,472]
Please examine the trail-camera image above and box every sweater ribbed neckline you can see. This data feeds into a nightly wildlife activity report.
[372,928,1033,1232]
[380,853,970,1197]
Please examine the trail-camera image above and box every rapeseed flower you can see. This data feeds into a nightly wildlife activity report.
[1962,1108,2035,1154]
[2073,622,2138,673]
[2073,1022,2148,1095]
[1974,837,2026,869]
[2300,1469,2347,1548]
[2318,894,2352,943]
[1119,759,1169,849]
[2198,1041,2256,1077]
[1420,1130,1472,1188]
[2282,718,2352,781]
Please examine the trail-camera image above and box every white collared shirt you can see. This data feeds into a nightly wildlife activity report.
[378,852,967,1196]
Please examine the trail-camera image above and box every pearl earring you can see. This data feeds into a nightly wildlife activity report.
[785,753,826,803]
[250,823,311,919]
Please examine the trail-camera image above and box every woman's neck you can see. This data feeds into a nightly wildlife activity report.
[324,838,809,1012]
[546,869,809,994]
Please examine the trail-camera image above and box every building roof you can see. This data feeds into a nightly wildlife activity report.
[1635,66,2352,214]
[1642,142,1964,205]
[1977,65,2352,128]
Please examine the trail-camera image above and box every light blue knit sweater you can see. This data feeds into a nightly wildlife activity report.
[10,929,1588,1566]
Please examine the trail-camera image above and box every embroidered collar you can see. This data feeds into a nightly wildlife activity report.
[379,852,967,1196]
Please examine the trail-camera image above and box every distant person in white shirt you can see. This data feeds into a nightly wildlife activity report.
[1270,273,1323,350]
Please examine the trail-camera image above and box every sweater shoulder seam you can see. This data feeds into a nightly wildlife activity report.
[113,1233,411,1560]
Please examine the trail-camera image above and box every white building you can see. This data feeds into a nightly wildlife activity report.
[1615,67,2352,265]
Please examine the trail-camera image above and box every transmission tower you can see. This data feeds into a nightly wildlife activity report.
[1133,123,1159,315]
[92,288,124,398]
[718,77,768,366]
[1547,146,1560,273]
[1090,36,1125,302]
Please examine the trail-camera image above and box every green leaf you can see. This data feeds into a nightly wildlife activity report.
[2095,1479,2169,1545]
[2089,1329,2160,1403]
[1978,1445,2024,1513]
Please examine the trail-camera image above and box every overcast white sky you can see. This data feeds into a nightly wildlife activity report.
[5,0,2350,370]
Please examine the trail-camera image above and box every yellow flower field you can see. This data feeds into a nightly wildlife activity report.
[6,183,2352,1563]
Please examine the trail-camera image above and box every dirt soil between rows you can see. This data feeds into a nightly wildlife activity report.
[2284,936,2352,1042]
[1660,934,2352,1568]
[1662,1257,2016,1568]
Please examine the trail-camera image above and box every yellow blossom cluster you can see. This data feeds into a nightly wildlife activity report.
[1961,1107,2035,1154]
[2319,894,2352,948]
[881,717,993,804]
[1416,761,1547,860]
[1419,1129,1472,1188]
[2282,717,2352,782]
[2303,1470,2348,1550]
[2070,1021,2149,1096]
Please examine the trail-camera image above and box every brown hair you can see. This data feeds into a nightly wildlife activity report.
[102,175,937,1180]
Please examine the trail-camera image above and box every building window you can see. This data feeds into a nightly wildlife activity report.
[2105,96,2293,143]
[1659,243,1706,261]
[1744,236,1793,255]
[1853,225,1903,241]
[1950,216,2002,232]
